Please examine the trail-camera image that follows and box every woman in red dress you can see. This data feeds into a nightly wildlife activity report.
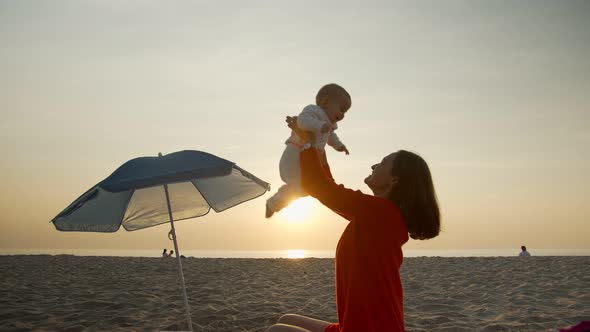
[267,117,441,332]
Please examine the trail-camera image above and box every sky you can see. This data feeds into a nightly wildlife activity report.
[1,1,589,253]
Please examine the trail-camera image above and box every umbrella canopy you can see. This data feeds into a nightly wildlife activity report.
[52,150,270,232]
[51,150,270,331]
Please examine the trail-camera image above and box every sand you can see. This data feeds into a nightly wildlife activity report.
[0,255,588,331]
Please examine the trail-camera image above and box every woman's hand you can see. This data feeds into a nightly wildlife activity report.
[286,116,315,143]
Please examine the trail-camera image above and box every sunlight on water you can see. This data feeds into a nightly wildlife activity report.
[2,248,589,258]
[286,249,306,259]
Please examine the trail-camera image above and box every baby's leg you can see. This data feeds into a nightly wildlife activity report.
[266,183,306,216]
[279,145,301,184]
[267,145,305,218]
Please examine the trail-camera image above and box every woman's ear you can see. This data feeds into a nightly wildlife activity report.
[390,176,399,189]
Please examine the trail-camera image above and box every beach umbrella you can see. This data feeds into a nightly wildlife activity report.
[51,150,270,331]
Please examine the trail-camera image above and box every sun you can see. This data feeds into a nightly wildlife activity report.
[279,197,315,223]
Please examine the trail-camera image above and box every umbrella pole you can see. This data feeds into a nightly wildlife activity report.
[163,183,193,332]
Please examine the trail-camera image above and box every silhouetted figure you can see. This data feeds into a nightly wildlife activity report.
[519,245,531,257]
[162,249,168,257]
[168,250,174,257]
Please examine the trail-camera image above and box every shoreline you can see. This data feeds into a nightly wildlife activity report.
[2,248,589,258]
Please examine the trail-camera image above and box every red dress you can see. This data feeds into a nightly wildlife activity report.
[300,148,409,332]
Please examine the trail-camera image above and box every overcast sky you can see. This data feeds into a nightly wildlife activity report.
[1,0,588,252]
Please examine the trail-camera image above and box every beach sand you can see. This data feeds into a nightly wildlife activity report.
[0,255,588,331]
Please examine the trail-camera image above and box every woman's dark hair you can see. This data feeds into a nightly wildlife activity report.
[388,150,440,240]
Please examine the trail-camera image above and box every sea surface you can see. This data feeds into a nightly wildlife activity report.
[1,248,589,258]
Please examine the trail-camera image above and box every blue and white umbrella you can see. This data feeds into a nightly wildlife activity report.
[52,150,270,331]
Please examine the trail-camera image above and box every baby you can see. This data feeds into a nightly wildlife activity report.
[266,83,351,218]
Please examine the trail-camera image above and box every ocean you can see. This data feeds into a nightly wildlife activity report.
[1,248,589,258]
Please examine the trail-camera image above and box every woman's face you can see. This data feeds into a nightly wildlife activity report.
[365,152,398,197]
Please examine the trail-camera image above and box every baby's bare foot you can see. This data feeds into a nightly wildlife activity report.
[265,204,274,219]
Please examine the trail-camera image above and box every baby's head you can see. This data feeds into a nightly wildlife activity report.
[316,83,351,123]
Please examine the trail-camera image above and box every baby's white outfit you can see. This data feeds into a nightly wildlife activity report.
[266,104,345,213]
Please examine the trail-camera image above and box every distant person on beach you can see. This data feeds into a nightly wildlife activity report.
[267,118,441,332]
[265,83,351,219]
[162,249,168,257]
[519,246,531,257]
[168,250,174,257]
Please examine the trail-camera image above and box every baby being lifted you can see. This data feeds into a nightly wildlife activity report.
[266,83,351,218]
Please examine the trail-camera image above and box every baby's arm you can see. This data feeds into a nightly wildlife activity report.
[297,110,328,134]
[328,132,349,155]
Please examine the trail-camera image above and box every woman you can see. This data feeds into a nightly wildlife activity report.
[267,117,441,332]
